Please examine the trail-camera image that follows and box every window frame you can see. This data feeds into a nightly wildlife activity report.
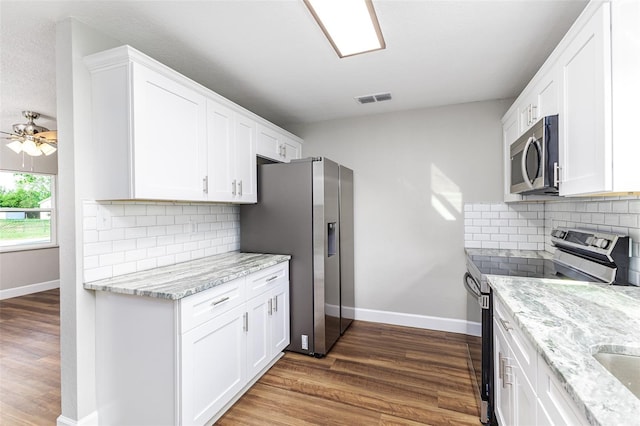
[0,173,58,253]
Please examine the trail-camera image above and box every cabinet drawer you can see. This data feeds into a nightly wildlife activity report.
[180,278,245,333]
[494,298,537,386]
[246,262,289,299]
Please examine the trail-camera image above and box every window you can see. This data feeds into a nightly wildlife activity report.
[0,171,57,251]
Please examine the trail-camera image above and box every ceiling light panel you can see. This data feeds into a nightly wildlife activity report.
[304,0,385,58]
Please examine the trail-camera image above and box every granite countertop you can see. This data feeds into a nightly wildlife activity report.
[489,276,640,426]
[465,248,554,259]
[84,252,291,300]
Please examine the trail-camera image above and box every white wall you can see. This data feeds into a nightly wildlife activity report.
[0,247,59,296]
[288,99,510,326]
[56,18,122,425]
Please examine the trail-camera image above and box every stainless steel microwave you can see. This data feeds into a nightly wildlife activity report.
[510,115,559,195]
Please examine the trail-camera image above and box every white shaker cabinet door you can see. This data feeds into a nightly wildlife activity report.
[181,304,247,426]
[206,100,236,202]
[270,279,290,354]
[234,114,257,203]
[494,319,515,426]
[558,3,612,195]
[281,136,302,163]
[246,290,271,378]
[132,64,207,201]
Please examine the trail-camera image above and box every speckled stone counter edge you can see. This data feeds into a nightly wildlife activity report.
[489,276,640,426]
[84,252,291,300]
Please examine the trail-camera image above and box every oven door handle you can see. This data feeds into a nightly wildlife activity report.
[463,272,481,298]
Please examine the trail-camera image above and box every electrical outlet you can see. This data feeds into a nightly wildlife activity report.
[301,334,309,351]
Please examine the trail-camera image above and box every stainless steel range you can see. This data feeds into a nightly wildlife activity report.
[463,227,632,425]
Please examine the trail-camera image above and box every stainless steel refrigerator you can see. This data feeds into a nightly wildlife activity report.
[240,157,354,356]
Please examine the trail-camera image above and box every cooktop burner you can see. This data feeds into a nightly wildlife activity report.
[467,254,599,282]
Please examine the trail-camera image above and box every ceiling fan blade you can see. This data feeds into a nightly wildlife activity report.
[36,130,57,143]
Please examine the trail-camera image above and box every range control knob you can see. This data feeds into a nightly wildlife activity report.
[594,238,610,249]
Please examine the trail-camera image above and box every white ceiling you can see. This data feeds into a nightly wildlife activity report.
[0,0,588,134]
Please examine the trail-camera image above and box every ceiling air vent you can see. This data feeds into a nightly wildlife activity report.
[355,92,392,105]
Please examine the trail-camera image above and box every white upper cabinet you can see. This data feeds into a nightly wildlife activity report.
[257,124,302,163]
[502,0,640,197]
[558,1,640,195]
[85,54,208,201]
[234,114,258,202]
[206,101,257,203]
[85,45,301,202]
[558,3,612,195]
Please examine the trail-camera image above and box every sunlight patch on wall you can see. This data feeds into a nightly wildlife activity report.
[431,164,462,221]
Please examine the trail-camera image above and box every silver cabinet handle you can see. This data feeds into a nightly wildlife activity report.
[553,162,560,187]
[243,312,248,332]
[211,296,230,306]
[531,104,537,124]
[232,179,237,196]
[498,351,504,381]
[499,318,513,332]
[273,296,278,313]
[504,364,513,387]
[283,145,287,157]
[268,298,273,315]
[266,275,278,283]
[238,180,242,196]
[203,176,208,194]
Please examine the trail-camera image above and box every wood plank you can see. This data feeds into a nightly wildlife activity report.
[219,321,481,425]
[0,289,60,425]
[1,291,481,426]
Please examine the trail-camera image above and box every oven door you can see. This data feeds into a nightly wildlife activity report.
[510,133,543,194]
[464,272,494,425]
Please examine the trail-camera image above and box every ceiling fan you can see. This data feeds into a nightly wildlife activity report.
[1,111,58,157]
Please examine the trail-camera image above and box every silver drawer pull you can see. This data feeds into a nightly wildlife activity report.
[211,296,230,306]
[266,275,278,283]
[499,318,513,331]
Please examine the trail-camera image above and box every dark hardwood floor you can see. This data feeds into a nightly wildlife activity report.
[0,289,60,426]
[218,321,480,425]
[0,290,480,425]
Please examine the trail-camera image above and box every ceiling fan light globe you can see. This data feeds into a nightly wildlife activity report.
[22,139,40,156]
[6,140,24,154]
[40,143,57,156]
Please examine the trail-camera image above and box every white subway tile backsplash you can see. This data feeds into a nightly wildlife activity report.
[464,197,640,285]
[83,200,241,282]
[124,204,146,216]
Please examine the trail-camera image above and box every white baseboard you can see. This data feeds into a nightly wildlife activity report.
[57,411,99,426]
[354,307,481,337]
[0,279,60,300]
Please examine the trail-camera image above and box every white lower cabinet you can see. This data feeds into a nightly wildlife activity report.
[94,261,290,425]
[181,305,247,425]
[246,280,290,377]
[493,297,588,426]
[494,315,536,425]
[536,354,589,426]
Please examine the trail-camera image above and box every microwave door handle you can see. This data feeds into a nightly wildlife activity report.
[521,136,536,190]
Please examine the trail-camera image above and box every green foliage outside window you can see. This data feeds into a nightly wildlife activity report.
[0,173,54,246]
